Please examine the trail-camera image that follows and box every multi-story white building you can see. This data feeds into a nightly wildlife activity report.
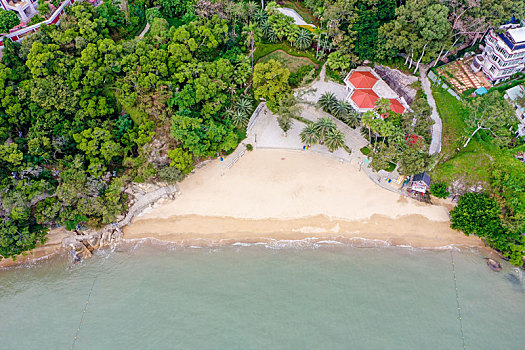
[0,0,38,23]
[471,26,525,83]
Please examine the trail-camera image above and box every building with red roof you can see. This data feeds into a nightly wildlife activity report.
[388,99,406,114]
[351,89,379,109]
[344,67,409,114]
[346,71,378,89]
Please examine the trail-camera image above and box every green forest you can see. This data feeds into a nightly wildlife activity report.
[0,0,524,265]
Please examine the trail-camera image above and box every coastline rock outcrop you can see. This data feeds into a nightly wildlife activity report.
[61,182,179,262]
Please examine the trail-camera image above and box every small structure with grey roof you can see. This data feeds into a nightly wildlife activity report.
[408,172,431,194]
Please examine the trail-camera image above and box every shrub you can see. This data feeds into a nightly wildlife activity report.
[289,65,314,87]
[246,144,253,151]
[146,7,163,23]
[430,182,450,199]
[157,165,186,183]
[28,15,45,26]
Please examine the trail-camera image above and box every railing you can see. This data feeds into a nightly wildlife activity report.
[0,0,80,46]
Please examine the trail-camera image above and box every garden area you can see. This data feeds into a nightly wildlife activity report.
[258,49,317,71]
[430,86,522,186]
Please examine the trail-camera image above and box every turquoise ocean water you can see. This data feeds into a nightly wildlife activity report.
[1,242,524,349]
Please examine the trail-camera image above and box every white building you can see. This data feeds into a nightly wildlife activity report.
[471,26,525,83]
[504,84,525,137]
[0,0,38,23]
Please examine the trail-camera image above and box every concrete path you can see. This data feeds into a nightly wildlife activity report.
[420,67,443,155]
[295,65,349,103]
[136,22,150,41]
[244,102,402,195]
[276,7,315,28]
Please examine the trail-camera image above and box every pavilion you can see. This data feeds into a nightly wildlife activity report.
[344,67,408,114]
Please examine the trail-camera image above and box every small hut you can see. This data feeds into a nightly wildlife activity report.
[409,172,431,194]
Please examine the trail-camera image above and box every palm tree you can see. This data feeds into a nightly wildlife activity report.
[374,98,391,115]
[260,21,272,37]
[266,27,278,43]
[277,115,293,136]
[361,110,375,144]
[331,100,352,119]
[325,129,346,152]
[286,26,299,47]
[254,9,268,25]
[295,29,313,50]
[341,109,361,129]
[231,111,249,128]
[313,117,336,143]
[318,92,337,112]
[225,107,235,118]
[245,1,259,21]
[236,97,253,115]
[300,123,318,146]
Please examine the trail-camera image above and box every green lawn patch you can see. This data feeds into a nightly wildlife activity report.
[431,86,469,156]
[259,50,314,73]
[254,42,322,65]
[360,146,371,155]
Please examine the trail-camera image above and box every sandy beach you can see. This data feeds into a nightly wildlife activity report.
[125,149,483,249]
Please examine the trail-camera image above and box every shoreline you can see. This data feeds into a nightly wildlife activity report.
[1,149,487,269]
[123,213,484,250]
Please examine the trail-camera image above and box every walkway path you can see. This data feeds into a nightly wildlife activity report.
[136,22,150,41]
[276,7,315,28]
[119,184,179,227]
[246,101,403,196]
[420,67,443,155]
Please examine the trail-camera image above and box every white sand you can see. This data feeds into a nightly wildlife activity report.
[125,149,483,249]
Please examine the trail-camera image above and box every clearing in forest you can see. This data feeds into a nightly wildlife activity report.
[258,50,317,73]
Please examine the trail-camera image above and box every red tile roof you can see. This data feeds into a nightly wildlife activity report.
[348,71,378,89]
[351,89,379,109]
[389,99,405,114]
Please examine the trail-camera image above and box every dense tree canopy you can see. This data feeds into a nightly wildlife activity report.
[0,9,20,34]
[0,3,251,260]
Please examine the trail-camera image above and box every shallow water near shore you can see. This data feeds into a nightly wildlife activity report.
[1,243,524,349]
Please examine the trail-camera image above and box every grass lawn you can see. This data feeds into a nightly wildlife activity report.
[360,146,371,155]
[431,86,469,156]
[259,50,314,73]
[430,86,524,187]
[254,42,322,65]
[281,1,317,25]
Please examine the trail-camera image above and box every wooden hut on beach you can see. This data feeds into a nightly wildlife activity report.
[408,172,431,194]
